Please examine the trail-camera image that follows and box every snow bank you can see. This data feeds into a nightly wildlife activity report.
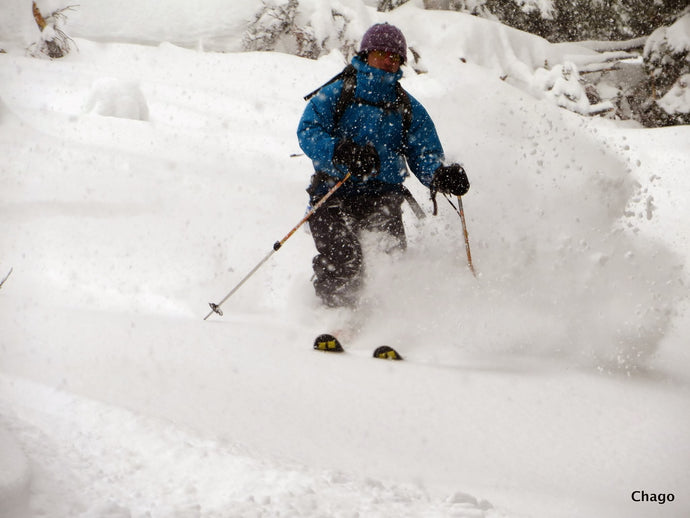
[3,0,259,51]
[1,374,503,518]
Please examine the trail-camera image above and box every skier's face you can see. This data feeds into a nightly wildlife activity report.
[367,50,402,73]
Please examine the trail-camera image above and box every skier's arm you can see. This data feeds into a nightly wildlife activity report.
[297,84,346,179]
[404,96,445,187]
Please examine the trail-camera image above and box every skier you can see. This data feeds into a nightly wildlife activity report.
[297,22,470,308]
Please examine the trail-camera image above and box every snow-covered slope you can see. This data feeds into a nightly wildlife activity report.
[1,2,689,517]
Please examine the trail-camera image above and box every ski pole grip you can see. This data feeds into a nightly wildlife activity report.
[273,241,282,251]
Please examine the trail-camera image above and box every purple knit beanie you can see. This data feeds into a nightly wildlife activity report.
[359,23,407,62]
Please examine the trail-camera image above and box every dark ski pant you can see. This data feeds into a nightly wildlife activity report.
[308,186,406,308]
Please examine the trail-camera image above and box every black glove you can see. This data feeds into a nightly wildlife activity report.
[333,139,380,180]
[431,164,470,196]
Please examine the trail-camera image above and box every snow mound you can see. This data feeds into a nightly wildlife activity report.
[534,61,613,115]
[83,78,149,121]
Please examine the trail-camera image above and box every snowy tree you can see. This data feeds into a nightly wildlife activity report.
[242,0,304,54]
[549,0,624,41]
[478,0,553,39]
[378,0,411,11]
[425,0,689,43]
[637,11,690,126]
[242,0,361,60]
[422,0,449,8]
[620,0,690,38]
[30,2,77,59]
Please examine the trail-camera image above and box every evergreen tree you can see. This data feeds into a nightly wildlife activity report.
[378,0,412,11]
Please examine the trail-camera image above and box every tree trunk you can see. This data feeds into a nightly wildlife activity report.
[32,2,47,30]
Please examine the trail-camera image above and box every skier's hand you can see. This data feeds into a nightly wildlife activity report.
[431,163,470,196]
[333,139,380,180]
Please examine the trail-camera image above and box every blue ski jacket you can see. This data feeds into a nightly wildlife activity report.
[297,56,445,198]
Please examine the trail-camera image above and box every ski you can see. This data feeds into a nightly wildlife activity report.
[372,345,403,360]
[313,333,345,353]
[313,334,403,360]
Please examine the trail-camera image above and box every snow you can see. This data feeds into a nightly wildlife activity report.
[0,426,30,518]
[662,12,690,53]
[658,73,690,114]
[83,78,150,121]
[1,1,689,518]
[533,62,614,115]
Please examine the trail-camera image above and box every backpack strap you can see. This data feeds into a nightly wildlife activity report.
[395,84,413,139]
[304,65,356,101]
[333,66,357,126]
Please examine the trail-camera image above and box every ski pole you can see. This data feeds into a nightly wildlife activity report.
[444,194,476,278]
[204,172,352,320]
[0,267,12,289]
